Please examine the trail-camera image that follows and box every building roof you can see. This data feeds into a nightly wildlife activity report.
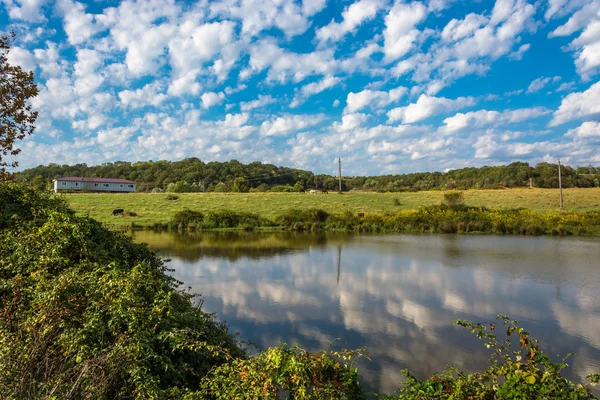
[55,176,135,184]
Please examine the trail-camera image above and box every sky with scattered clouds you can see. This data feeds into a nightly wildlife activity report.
[1,0,599,175]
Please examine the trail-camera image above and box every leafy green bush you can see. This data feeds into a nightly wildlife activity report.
[271,184,294,192]
[321,206,600,235]
[191,315,600,399]
[164,205,600,235]
[196,345,366,399]
[213,182,228,192]
[380,315,599,399]
[249,183,270,192]
[170,209,204,229]
[164,210,273,231]
[0,182,71,229]
[0,182,244,399]
[274,208,330,231]
[443,191,465,208]
[203,210,270,229]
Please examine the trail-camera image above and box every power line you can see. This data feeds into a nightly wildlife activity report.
[245,171,299,182]
[338,158,342,192]
[558,159,563,209]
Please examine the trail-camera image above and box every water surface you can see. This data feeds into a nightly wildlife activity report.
[132,231,600,394]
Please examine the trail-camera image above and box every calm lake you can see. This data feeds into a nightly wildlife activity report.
[132,231,600,394]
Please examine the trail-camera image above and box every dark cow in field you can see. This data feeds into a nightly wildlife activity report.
[321,190,328,194]
[112,208,124,216]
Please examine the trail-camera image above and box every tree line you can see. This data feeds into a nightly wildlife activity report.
[15,159,600,192]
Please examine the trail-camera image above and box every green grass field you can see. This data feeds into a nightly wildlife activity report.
[62,188,600,227]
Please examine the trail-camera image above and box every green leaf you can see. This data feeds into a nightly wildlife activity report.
[525,375,536,384]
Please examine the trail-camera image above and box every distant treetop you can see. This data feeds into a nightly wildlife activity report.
[15,159,600,192]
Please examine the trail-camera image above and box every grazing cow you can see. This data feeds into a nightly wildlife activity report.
[112,208,124,216]
[309,189,317,194]
[299,189,305,193]
[357,212,365,218]
[321,190,328,194]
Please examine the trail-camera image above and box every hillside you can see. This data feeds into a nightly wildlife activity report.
[15,159,600,192]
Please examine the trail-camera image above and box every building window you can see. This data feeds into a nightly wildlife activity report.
[103,183,110,188]
[94,183,99,187]
[128,184,134,188]
[119,184,124,188]
[74,182,79,187]
[61,182,67,186]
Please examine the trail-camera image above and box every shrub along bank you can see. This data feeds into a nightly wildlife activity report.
[161,206,600,236]
[0,183,245,398]
[1,182,599,399]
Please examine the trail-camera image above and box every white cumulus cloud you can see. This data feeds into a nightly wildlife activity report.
[201,92,226,109]
[565,121,600,138]
[291,76,342,107]
[1,0,49,22]
[119,82,168,109]
[387,94,476,124]
[240,95,277,111]
[442,107,551,132]
[550,81,600,126]
[383,1,428,63]
[548,1,600,79]
[527,76,561,93]
[345,86,407,113]
[316,0,383,44]
[260,114,326,136]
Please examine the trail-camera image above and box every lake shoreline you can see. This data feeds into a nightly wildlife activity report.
[107,205,600,237]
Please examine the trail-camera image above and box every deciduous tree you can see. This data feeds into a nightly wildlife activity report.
[0,32,38,179]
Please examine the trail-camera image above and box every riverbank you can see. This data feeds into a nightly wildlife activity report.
[148,206,600,236]
[63,188,600,228]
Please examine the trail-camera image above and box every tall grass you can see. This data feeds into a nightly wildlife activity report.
[162,205,600,235]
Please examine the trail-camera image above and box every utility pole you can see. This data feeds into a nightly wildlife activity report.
[338,158,342,192]
[558,159,563,209]
[337,245,341,285]
[529,177,533,189]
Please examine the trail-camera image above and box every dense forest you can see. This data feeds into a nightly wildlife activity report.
[15,159,600,192]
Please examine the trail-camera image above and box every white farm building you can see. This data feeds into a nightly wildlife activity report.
[53,177,136,193]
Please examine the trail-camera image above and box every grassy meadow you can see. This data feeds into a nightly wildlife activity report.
[63,188,600,227]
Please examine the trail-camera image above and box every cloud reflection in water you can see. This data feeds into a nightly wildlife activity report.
[134,232,600,394]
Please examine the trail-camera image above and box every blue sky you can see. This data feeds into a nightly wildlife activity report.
[1,0,599,175]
